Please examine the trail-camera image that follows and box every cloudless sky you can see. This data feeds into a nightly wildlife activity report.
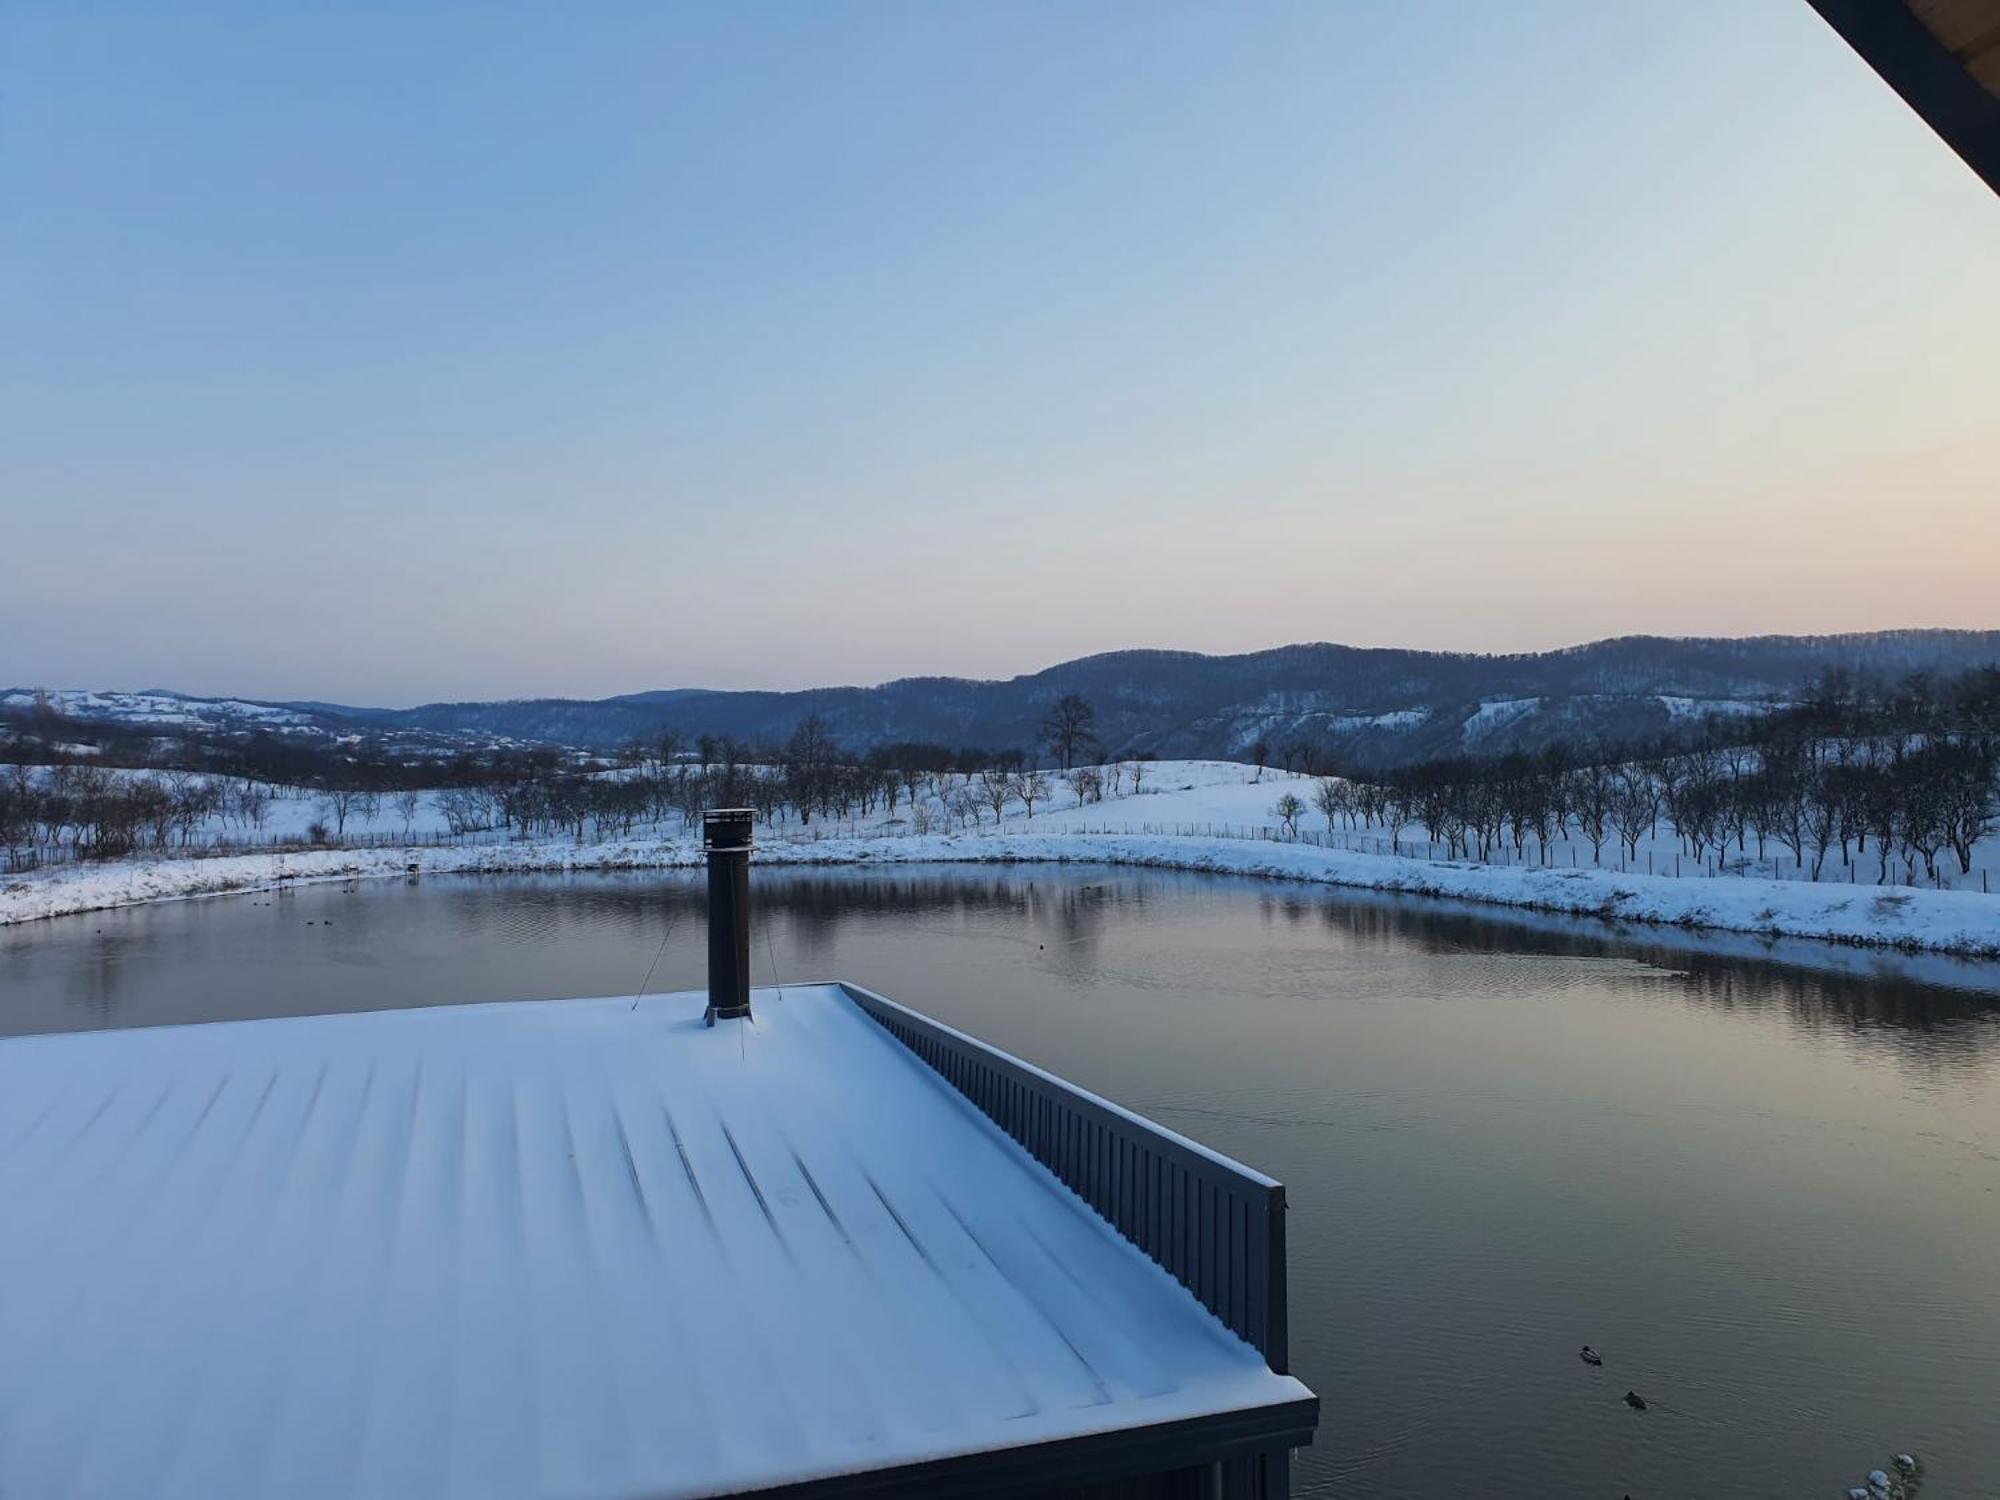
[3,1,1997,704]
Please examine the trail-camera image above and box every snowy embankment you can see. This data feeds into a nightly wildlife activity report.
[6,828,1998,957]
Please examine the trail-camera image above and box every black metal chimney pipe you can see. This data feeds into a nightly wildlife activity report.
[703,809,754,1024]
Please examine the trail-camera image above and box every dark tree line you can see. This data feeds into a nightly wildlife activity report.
[1,763,261,862]
[0,704,1123,860]
[17,669,1993,882]
[1306,668,1999,883]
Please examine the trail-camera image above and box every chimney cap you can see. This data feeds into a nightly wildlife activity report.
[703,808,755,851]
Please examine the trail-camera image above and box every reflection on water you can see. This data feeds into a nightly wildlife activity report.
[12,869,1996,1047]
[1267,886,2000,1070]
[4,865,1999,1498]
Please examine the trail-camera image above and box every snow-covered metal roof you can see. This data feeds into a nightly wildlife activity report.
[0,984,1309,1499]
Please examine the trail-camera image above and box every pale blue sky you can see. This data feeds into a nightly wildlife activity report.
[4,2,1996,704]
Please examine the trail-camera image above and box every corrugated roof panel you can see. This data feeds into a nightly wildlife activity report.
[0,984,1306,1499]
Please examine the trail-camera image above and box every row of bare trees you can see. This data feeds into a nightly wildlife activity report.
[0,765,273,862]
[429,706,1162,844]
[1297,669,1999,883]
[0,762,427,862]
[0,705,1154,860]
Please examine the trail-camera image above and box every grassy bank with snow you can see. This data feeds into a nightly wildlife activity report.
[5,827,1998,957]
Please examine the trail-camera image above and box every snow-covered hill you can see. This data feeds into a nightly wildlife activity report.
[256,629,2000,760]
[10,628,1998,763]
[0,687,507,758]
[1,689,316,733]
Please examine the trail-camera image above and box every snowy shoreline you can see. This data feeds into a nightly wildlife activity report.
[6,830,1998,957]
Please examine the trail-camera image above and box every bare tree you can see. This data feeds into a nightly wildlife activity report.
[318,787,379,841]
[0,773,28,866]
[898,760,928,812]
[234,781,272,834]
[1940,742,1997,874]
[392,789,423,837]
[1248,739,1271,781]
[40,764,79,852]
[1273,793,1305,838]
[950,788,980,830]
[436,786,488,837]
[979,769,1016,827]
[162,770,206,847]
[1608,766,1659,862]
[1066,766,1100,807]
[1017,770,1050,818]
[1749,757,1810,869]
[671,770,707,831]
[1466,778,1507,859]
[782,714,842,825]
[172,774,220,847]
[1040,694,1099,773]
[1896,753,1952,881]
[1312,777,1344,835]
[1569,762,1616,863]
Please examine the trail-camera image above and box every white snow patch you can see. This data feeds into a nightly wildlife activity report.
[1656,695,1771,721]
[1462,698,1541,741]
[1324,708,1429,732]
[1,689,305,725]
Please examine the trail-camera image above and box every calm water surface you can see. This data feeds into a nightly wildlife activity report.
[6,866,2000,1498]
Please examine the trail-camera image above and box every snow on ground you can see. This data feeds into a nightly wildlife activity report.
[1461,698,1541,742]
[1657,694,1773,721]
[20,760,1315,850]
[30,758,1995,890]
[251,785,455,842]
[1342,708,1429,730]
[6,759,1996,952]
[1011,761,1317,834]
[988,763,1999,891]
[34,773,469,844]
[7,827,1998,957]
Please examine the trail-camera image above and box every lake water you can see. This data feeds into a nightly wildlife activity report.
[5,866,1999,1497]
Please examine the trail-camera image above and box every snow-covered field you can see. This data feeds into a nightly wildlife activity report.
[21,758,1997,886]
[6,760,1996,953]
[17,760,1315,849]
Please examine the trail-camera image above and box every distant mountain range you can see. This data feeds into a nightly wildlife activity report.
[11,629,1999,768]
